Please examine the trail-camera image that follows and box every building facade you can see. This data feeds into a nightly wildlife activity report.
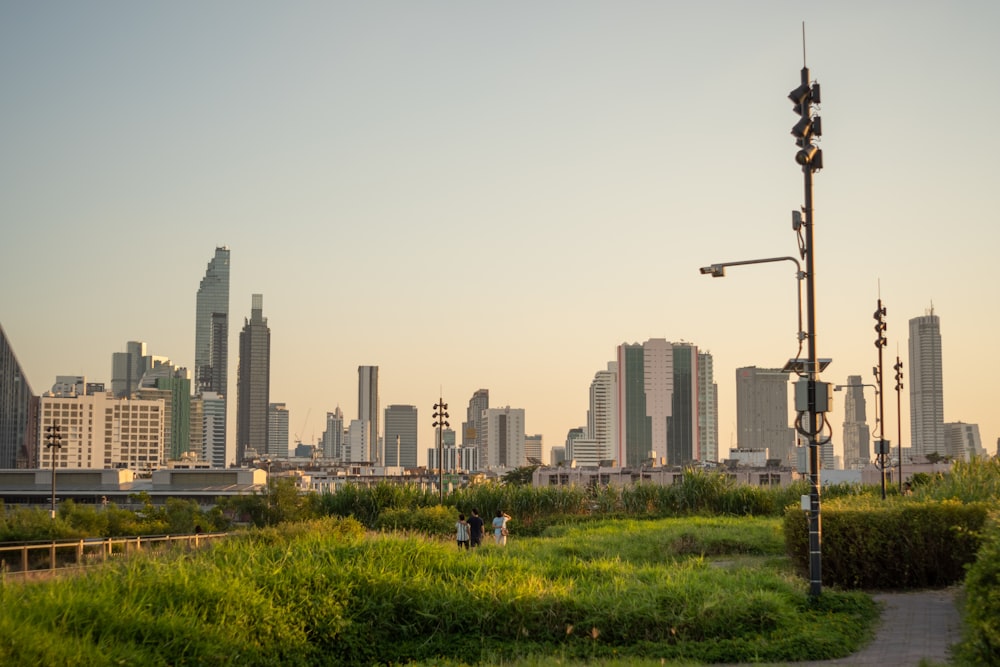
[909,306,945,459]
[268,402,289,458]
[462,388,489,465]
[358,366,380,464]
[384,404,418,468]
[588,364,617,464]
[0,324,36,468]
[840,375,871,469]
[697,351,719,463]
[616,339,701,468]
[735,366,794,464]
[483,406,525,470]
[943,422,985,461]
[194,248,230,455]
[322,408,344,460]
[200,392,227,467]
[236,294,270,463]
[38,391,166,472]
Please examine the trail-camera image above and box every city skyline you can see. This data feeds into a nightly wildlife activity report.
[2,4,999,466]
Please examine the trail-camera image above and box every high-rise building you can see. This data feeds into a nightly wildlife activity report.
[841,374,871,469]
[0,323,36,468]
[200,392,227,467]
[236,294,270,463]
[483,406,525,470]
[322,407,344,460]
[909,306,945,459]
[195,247,230,461]
[735,366,794,463]
[943,422,984,461]
[697,352,719,462]
[384,404,418,468]
[525,434,543,464]
[358,366,380,463]
[345,419,367,462]
[268,403,289,458]
[587,364,617,464]
[462,388,489,464]
[111,341,147,398]
[616,339,701,467]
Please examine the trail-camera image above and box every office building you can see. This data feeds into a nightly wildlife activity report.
[111,341,147,398]
[483,406,525,470]
[384,404,418,468]
[462,388,489,465]
[345,419,368,463]
[840,375,871,469]
[200,392,227,467]
[735,366,794,464]
[268,403,289,458]
[616,339,701,467]
[322,408,344,460]
[0,323,36,468]
[39,389,165,472]
[588,364,617,464]
[944,422,984,461]
[358,366,380,464]
[909,306,945,459]
[194,247,230,459]
[236,294,270,463]
[698,351,719,462]
[525,434,543,464]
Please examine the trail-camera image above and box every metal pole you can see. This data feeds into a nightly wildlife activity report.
[896,355,903,493]
[800,67,823,598]
[878,339,886,499]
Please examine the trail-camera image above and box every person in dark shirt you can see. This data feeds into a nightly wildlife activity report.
[467,508,485,548]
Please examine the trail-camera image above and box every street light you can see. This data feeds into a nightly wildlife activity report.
[45,424,63,518]
[432,398,449,503]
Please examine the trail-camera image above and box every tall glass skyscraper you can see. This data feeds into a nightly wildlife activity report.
[384,404,418,467]
[195,249,229,393]
[237,294,270,463]
[909,306,945,458]
[195,247,230,454]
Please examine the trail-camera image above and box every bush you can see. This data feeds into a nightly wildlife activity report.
[783,497,991,589]
[958,513,1000,665]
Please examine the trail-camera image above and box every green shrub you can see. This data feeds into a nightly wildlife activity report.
[958,513,1000,665]
[783,497,991,589]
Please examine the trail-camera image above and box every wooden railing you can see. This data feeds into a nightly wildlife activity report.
[0,532,228,578]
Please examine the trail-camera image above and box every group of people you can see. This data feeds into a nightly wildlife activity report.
[455,509,511,549]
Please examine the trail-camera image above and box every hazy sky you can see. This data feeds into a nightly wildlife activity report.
[2,2,998,466]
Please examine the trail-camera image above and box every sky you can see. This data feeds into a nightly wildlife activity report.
[2,2,998,467]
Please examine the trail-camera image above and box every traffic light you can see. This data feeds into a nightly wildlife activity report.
[789,68,823,169]
[873,300,887,348]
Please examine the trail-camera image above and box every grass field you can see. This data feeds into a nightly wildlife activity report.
[0,515,878,666]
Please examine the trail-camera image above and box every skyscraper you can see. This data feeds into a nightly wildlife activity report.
[358,366,379,463]
[616,339,701,467]
[268,403,289,458]
[462,388,489,464]
[697,351,719,463]
[735,366,794,463]
[111,341,147,398]
[384,404,418,467]
[841,374,871,469]
[195,247,230,456]
[0,323,36,468]
[909,306,945,459]
[587,364,617,463]
[483,406,525,469]
[322,407,344,460]
[236,294,270,463]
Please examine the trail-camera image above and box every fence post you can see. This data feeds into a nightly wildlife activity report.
[77,540,84,566]
[50,542,56,570]
[21,546,28,572]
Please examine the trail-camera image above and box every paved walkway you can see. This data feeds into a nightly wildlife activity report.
[727,587,963,667]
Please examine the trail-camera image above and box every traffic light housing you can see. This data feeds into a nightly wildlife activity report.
[789,68,822,170]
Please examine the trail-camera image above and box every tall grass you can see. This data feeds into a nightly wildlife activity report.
[0,516,877,666]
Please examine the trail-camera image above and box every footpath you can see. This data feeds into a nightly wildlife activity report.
[727,587,963,667]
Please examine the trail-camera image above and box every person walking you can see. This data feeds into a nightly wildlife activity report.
[467,508,485,548]
[456,513,470,550]
[492,510,511,546]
